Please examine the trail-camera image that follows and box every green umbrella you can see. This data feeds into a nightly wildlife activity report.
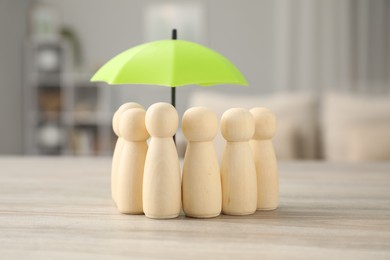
[91,29,248,107]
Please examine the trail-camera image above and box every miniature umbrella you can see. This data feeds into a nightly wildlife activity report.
[90,29,248,107]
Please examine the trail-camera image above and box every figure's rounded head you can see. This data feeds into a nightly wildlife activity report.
[182,107,218,142]
[221,108,254,142]
[250,107,276,140]
[119,108,149,141]
[112,102,143,136]
[146,102,178,137]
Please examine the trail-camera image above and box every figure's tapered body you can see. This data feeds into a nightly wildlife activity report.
[143,103,181,219]
[111,102,143,204]
[117,141,147,213]
[116,108,149,214]
[111,138,124,202]
[143,137,181,218]
[250,108,279,210]
[220,108,257,215]
[182,107,222,218]
[221,141,257,215]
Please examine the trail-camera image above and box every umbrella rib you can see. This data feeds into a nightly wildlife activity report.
[110,46,151,85]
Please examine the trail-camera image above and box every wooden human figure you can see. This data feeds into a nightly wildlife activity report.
[182,107,222,218]
[250,107,279,210]
[116,108,149,214]
[143,103,181,219]
[111,102,143,204]
[220,108,257,215]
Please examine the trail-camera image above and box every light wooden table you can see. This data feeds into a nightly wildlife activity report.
[0,157,389,259]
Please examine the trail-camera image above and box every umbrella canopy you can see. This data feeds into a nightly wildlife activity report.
[91,39,248,87]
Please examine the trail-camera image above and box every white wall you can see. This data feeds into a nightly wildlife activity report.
[273,0,390,94]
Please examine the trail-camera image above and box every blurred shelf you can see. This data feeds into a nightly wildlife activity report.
[23,38,113,156]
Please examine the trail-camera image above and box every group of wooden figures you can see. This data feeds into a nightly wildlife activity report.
[111,102,278,219]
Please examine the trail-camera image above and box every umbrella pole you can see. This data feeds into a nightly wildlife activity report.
[171,28,177,109]
[171,87,176,108]
[171,29,177,107]
[172,29,177,143]
[171,87,176,142]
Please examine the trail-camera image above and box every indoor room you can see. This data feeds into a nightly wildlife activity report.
[0,0,389,258]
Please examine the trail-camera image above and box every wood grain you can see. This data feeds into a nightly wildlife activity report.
[0,157,389,259]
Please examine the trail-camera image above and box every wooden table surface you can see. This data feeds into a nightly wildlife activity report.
[0,157,389,259]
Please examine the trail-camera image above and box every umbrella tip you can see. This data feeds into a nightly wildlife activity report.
[172,29,177,40]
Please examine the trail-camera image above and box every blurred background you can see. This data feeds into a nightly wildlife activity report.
[0,0,389,161]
